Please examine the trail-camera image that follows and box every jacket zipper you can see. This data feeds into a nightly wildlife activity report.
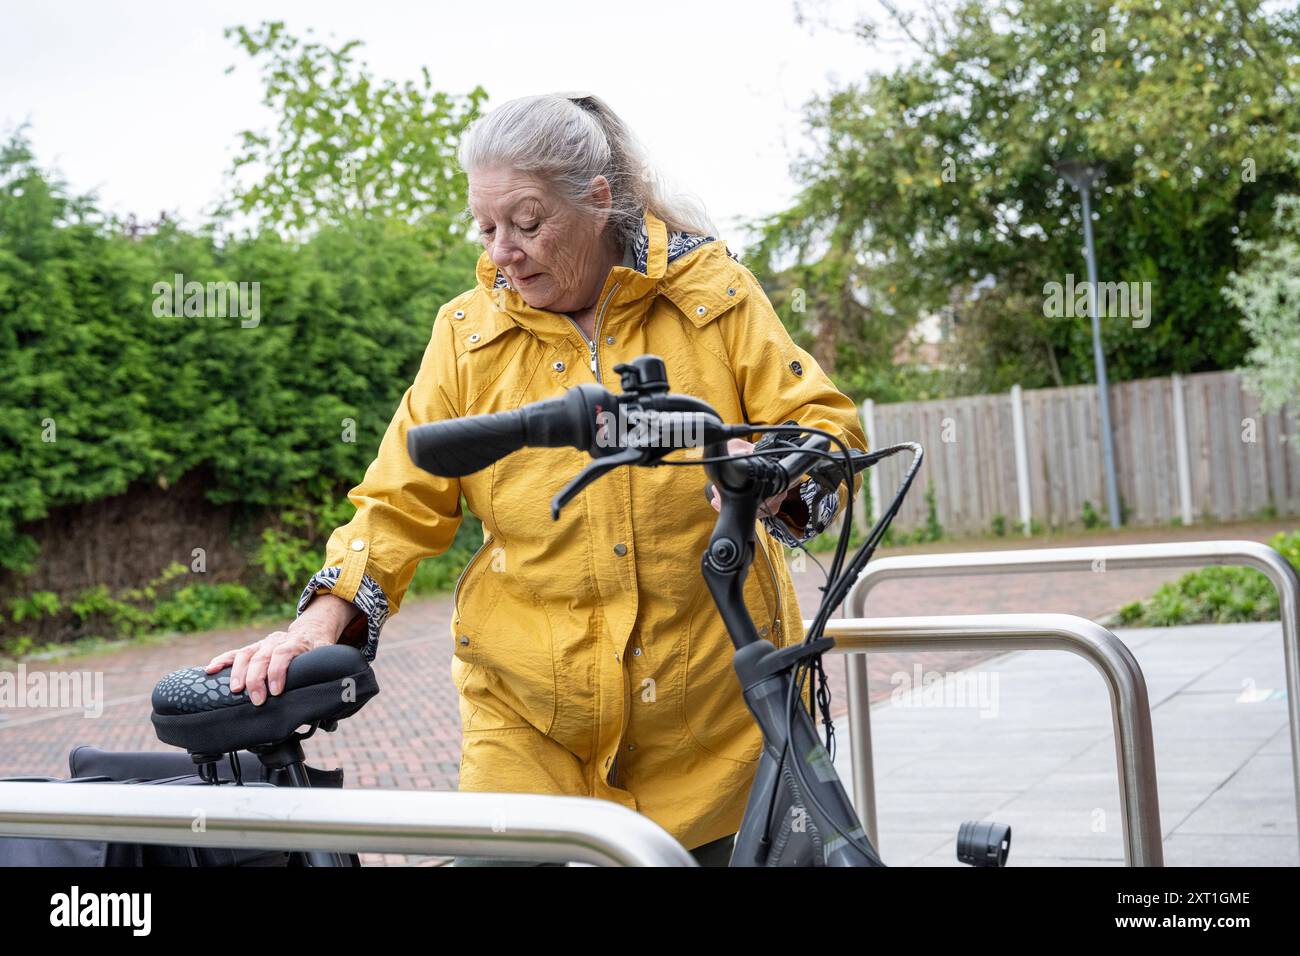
[563,282,620,383]
[452,533,494,610]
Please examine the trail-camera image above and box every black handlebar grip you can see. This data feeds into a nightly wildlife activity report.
[406,384,616,478]
[407,410,528,477]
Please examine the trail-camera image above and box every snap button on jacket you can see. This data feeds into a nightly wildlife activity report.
[318,210,867,851]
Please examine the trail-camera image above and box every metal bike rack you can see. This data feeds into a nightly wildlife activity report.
[814,613,1164,866]
[0,783,696,867]
[841,540,1300,856]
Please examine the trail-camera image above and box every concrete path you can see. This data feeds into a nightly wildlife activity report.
[834,621,1297,867]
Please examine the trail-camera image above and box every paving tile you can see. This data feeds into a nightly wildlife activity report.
[1161,833,1298,867]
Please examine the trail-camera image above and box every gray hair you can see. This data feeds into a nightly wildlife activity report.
[458,92,717,251]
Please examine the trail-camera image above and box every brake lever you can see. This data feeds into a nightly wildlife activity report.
[551,446,644,519]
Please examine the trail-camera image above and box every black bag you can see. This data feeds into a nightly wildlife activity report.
[0,746,355,867]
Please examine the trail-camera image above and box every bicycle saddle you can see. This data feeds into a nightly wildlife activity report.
[151,645,379,754]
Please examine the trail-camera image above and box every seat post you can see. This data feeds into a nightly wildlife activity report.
[248,734,311,786]
[248,732,349,866]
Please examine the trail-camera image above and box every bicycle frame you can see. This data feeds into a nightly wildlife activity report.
[701,438,883,866]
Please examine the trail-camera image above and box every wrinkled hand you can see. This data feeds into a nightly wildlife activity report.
[203,619,335,706]
[709,438,793,519]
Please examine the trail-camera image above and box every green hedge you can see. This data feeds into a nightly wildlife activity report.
[0,135,483,647]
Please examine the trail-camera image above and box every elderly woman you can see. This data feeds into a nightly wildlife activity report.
[205,93,867,866]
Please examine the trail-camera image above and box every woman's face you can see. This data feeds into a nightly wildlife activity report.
[468,166,614,313]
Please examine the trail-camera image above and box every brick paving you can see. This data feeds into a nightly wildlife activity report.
[0,521,1291,865]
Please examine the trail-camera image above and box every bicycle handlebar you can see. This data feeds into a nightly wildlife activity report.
[406,384,612,477]
[406,354,875,516]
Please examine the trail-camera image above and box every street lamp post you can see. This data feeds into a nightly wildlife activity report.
[1056,160,1122,529]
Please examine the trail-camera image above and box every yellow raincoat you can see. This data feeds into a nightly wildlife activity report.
[311,210,867,851]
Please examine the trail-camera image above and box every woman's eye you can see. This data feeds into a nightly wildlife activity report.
[518,221,540,233]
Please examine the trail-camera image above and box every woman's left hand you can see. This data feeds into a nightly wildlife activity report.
[708,438,793,519]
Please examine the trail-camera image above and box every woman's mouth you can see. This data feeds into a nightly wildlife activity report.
[516,272,542,285]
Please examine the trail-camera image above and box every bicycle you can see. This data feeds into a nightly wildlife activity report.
[141,353,1010,867]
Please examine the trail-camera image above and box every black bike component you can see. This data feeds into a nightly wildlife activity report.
[957,820,1012,867]
[745,637,838,683]
[701,468,764,649]
[247,734,351,867]
[410,356,741,516]
[2,745,359,867]
[551,446,642,518]
[703,444,882,510]
[617,354,670,395]
[193,753,223,784]
[148,648,376,869]
[697,432,887,865]
[770,434,832,494]
[698,431,838,651]
[150,644,378,755]
[66,745,342,788]
[730,639,882,866]
[407,382,617,477]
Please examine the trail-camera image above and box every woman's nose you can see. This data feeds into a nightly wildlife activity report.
[488,236,525,268]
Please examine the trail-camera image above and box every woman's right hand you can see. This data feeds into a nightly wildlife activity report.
[203,594,359,706]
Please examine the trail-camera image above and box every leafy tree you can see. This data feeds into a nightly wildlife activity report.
[221,20,488,246]
[1223,142,1300,414]
[0,133,477,627]
[749,0,1300,398]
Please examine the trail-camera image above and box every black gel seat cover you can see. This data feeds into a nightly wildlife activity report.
[151,644,378,754]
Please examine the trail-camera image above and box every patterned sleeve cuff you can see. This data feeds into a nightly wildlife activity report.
[761,480,842,548]
[297,568,390,663]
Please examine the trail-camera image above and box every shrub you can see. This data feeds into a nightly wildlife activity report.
[151,583,266,633]
[0,132,478,579]
[0,130,484,646]
[1115,529,1299,626]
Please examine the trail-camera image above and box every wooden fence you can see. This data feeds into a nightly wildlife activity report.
[854,370,1300,536]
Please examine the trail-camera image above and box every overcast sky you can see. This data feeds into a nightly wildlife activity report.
[0,0,922,250]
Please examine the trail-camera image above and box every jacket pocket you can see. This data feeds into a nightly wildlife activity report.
[453,534,496,615]
[455,564,557,737]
